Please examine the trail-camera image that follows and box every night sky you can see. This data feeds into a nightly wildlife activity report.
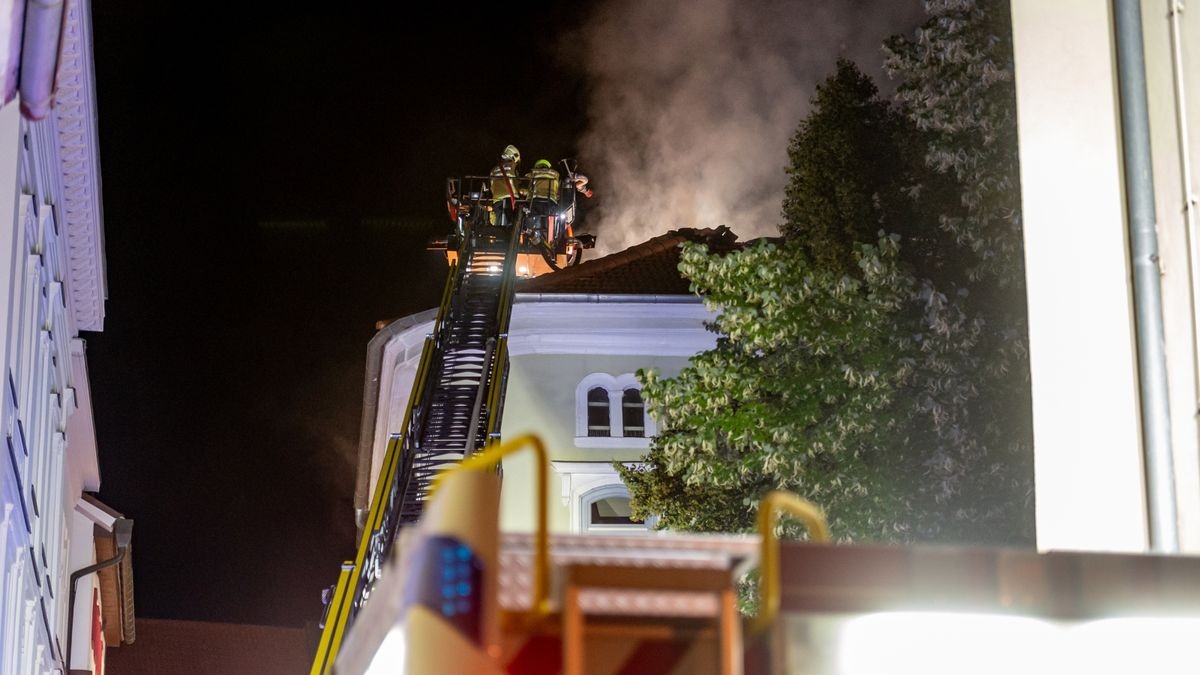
[83,2,921,630]
[87,5,588,627]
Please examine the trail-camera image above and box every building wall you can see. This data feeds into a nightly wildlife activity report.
[1011,0,1200,552]
[1011,0,1148,553]
[368,299,715,536]
[499,352,691,534]
[0,1,109,671]
[0,109,82,675]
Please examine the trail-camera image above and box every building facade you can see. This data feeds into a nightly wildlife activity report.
[355,228,737,538]
[0,2,129,673]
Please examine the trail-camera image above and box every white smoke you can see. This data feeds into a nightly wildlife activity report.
[577,0,925,254]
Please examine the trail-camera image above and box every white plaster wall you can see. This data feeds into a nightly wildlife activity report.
[368,300,715,535]
[67,507,96,670]
[366,323,429,505]
[499,352,693,534]
[1011,0,1149,552]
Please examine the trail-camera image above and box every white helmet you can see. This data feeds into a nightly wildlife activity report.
[502,144,520,164]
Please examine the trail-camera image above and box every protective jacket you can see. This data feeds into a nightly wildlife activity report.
[490,162,520,203]
[528,165,560,202]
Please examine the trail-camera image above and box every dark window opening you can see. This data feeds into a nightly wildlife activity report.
[587,387,610,437]
[622,388,645,438]
[588,496,643,526]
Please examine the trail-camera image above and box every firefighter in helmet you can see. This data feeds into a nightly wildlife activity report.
[527,159,561,245]
[490,145,523,227]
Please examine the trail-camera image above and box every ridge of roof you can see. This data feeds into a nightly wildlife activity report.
[517,226,739,294]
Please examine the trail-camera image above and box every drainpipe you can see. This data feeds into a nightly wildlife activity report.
[1113,0,1180,552]
[1168,0,1200,518]
[65,518,133,671]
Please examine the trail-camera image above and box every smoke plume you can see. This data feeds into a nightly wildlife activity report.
[576,0,925,254]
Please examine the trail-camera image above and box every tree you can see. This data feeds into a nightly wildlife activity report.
[620,236,928,539]
[623,0,1034,545]
[884,0,1024,291]
[782,59,939,276]
[884,0,1033,540]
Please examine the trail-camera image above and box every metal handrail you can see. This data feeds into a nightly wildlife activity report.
[429,433,552,617]
[748,491,831,635]
[448,175,537,207]
[483,338,508,445]
[481,220,521,445]
[463,338,496,456]
[429,259,459,341]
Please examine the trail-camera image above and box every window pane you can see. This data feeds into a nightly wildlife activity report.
[587,387,609,437]
[622,388,644,438]
[588,496,643,525]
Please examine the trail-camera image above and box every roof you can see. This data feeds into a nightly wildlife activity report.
[80,494,136,647]
[516,226,741,295]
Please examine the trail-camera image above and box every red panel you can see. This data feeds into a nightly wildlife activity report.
[91,588,105,675]
[506,635,561,675]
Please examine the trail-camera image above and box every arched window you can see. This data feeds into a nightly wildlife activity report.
[581,484,645,532]
[586,387,610,437]
[575,373,654,448]
[589,494,638,525]
[621,388,645,438]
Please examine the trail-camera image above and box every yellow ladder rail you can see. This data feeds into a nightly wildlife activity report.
[748,491,831,636]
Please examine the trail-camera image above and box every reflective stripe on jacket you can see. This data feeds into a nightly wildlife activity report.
[528,167,560,201]
[490,164,519,202]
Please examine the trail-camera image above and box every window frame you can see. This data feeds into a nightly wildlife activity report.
[579,484,647,533]
[574,373,655,448]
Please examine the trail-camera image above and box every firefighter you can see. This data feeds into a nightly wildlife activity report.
[558,168,593,259]
[527,159,561,245]
[490,145,523,227]
[570,171,593,198]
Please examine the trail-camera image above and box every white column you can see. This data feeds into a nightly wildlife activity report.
[1011,0,1149,552]
[607,389,623,438]
[0,101,20,383]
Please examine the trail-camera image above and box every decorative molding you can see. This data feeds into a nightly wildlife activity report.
[52,0,104,332]
[507,302,717,357]
[549,462,649,533]
[573,436,651,450]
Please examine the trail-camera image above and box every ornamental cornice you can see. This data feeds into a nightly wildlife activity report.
[52,0,105,332]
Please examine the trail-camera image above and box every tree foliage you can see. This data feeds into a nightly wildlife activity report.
[622,237,920,539]
[883,0,1032,538]
[622,0,1033,545]
[782,59,936,276]
[884,0,1024,290]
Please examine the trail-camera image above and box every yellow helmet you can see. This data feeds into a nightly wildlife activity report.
[534,159,552,169]
[502,145,520,163]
